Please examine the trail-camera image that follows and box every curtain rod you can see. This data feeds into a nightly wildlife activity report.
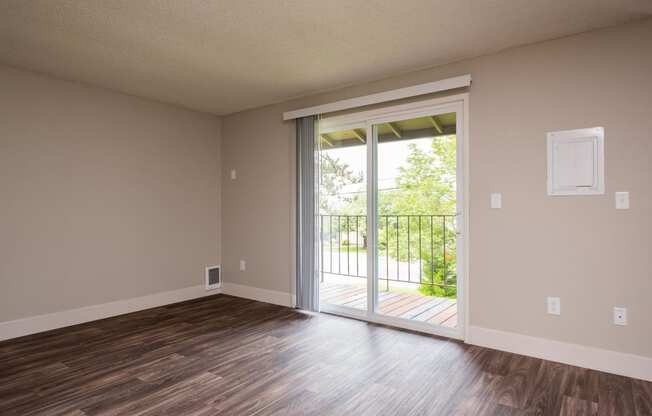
[282,74,471,121]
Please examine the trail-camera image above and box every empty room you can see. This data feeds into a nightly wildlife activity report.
[1,1,651,415]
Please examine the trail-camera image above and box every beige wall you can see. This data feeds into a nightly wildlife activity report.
[221,105,295,294]
[0,65,222,322]
[222,19,652,357]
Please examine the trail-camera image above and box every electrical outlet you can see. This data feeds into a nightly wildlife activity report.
[239,260,246,271]
[230,169,237,180]
[547,297,561,315]
[613,307,627,326]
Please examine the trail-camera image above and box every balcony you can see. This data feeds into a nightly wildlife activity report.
[319,214,458,328]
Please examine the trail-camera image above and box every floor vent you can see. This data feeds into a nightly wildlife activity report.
[205,265,221,290]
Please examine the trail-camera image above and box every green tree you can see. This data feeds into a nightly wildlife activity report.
[378,135,457,297]
[319,152,363,214]
[319,151,366,249]
[379,136,456,215]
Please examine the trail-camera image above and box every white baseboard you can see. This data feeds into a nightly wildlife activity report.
[221,282,294,308]
[0,285,219,342]
[467,325,652,382]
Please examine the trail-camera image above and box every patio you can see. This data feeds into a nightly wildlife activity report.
[320,281,458,328]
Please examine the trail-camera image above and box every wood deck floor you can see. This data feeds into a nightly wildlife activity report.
[320,282,458,328]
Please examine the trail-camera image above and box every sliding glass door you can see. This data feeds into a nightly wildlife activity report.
[318,97,466,339]
[372,111,460,330]
[318,125,368,311]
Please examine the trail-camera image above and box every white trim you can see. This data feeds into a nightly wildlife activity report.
[0,285,216,342]
[320,303,462,340]
[467,325,652,382]
[320,94,469,132]
[462,96,471,341]
[283,75,471,120]
[366,120,378,317]
[221,282,294,307]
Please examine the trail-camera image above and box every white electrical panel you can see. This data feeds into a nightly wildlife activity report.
[547,127,604,196]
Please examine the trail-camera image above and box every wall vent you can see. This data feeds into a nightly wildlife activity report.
[205,265,221,290]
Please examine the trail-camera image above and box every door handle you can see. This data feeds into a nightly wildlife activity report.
[453,213,462,236]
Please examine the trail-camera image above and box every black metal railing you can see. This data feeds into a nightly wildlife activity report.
[319,214,457,291]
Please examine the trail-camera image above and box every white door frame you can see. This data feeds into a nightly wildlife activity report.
[319,93,469,341]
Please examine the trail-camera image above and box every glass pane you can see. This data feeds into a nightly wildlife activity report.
[375,113,458,328]
[318,127,367,310]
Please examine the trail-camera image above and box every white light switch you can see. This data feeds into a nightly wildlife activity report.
[547,297,561,315]
[239,260,246,271]
[490,193,502,209]
[230,169,237,180]
[615,192,629,209]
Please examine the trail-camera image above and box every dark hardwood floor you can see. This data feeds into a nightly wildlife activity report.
[1,295,650,416]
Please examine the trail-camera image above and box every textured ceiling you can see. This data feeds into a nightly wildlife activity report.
[0,1,650,115]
